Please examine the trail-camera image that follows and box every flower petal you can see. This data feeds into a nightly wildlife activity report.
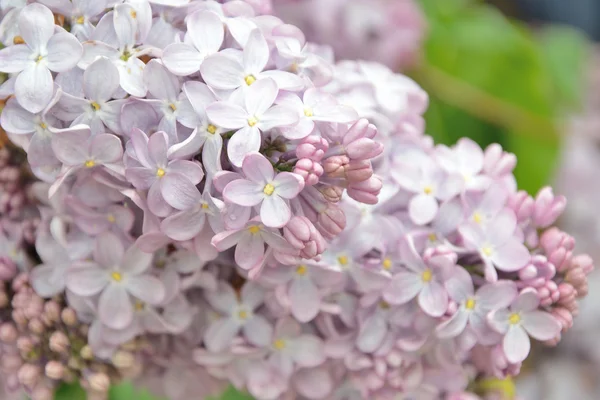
[445,267,474,302]
[167,160,204,184]
[492,239,530,272]
[243,29,269,75]
[476,281,518,311]
[356,313,387,353]
[147,181,173,217]
[273,172,304,199]
[90,133,123,164]
[187,10,224,55]
[144,59,180,102]
[521,311,561,341]
[223,179,263,206]
[160,172,202,210]
[289,278,320,323]
[162,43,203,76]
[383,272,422,305]
[205,101,248,129]
[503,325,530,364]
[15,63,53,113]
[51,126,91,166]
[19,4,55,50]
[46,32,83,72]
[200,53,244,90]
[205,282,238,313]
[204,319,240,352]
[31,264,66,298]
[243,315,273,347]
[126,275,165,305]
[0,45,33,73]
[436,309,468,339]
[235,231,264,270]
[66,263,110,296]
[121,244,153,275]
[418,281,448,317]
[227,126,261,167]
[84,56,120,102]
[161,210,205,241]
[261,195,291,228]
[408,193,438,225]
[99,284,134,330]
[94,232,125,269]
[290,335,325,367]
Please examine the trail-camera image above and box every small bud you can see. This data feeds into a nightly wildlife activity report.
[0,323,18,343]
[17,336,35,354]
[31,385,54,400]
[43,301,61,322]
[0,256,17,281]
[45,361,64,380]
[17,363,40,387]
[61,308,78,326]
[28,318,45,335]
[80,345,93,360]
[317,203,346,240]
[347,175,382,205]
[532,187,566,228]
[112,351,135,369]
[88,372,110,392]
[49,331,69,354]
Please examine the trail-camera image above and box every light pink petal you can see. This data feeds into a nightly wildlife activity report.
[211,229,245,251]
[290,335,325,367]
[383,272,422,305]
[117,58,147,97]
[0,45,33,73]
[227,126,261,167]
[293,367,333,400]
[187,10,224,55]
[273,172,304,199]
[0,99,36,134]
[243,315,273,347]
[83,57,119,102]
[168,160,204,184]
[147,131,169,166]
[488,209,517,245]
[398,235,426,273]
[487,309,511,334]
[259,105,299,131]
[281,118,315,140]
[121,244,153,275]
[19,4,54,50]
[162,43,203,76]
[125,167,156,190]
[458,224,485,249]
[503,325,530,364]
[241,152,274,183]
[144,59,180,102]
[223,179,263,206]
[51,127,90,166]
[94,232,125,268]
[261,195,291,228]
[31,264,66,298]
[205,282,238,314]
[204,319,240,352]
[161,210,205,241]
[243,29,269,75]
[147,181,173,217]
[521,311,561,341]
[15,63,53,113]
[183,81,216,117]
[511,289,540,313]
[46,32,83,72]
[408,194,438,225]
[418,281,448,317]
[235,232,264,269]
[90,134,123,164]
[160,172,201,211]
[356,313,387,353]
[289,278,320,323]
[241,282,265,310]
[126,275,165,305]
[476,281,518,310]
[66,264,110,296]
[205,101,248,129]
[436,309,468,339]
[445,267,474,302]
[200,54,244,90]
[113,4,136,49]
[491,239,530,272]
[259,70,304,91]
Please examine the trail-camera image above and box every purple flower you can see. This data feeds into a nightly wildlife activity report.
[206,78,298,166]
[66,195,134,237]
[459,209,530,282]
[488,288,562,363]
[211,219,292,271]
[382,236,454,317]
[223,152,304,228]
[203,282,272,352]
[0,4,82,113]
[435,138,491,191]
[38,0,108,40]
[161,10,224,76]
[125,129,204,217]
[54,57,125,135]
[66,232,166,330]
[436,267,518,341]
[201,28,303,91]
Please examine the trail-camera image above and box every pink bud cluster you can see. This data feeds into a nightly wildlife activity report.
[0,1,593,400]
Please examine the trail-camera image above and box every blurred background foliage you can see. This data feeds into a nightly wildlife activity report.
[53,0,591,398]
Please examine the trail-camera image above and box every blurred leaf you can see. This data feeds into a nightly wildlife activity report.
[209,386,254,400]
[109,382,162,400]
[55,382,86,400]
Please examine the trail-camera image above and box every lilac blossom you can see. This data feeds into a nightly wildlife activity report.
[0,3,82,113]
[66,232,165,330]
[38,0,108,40]
[488,288,562,363]
[435,138,492,191]
[206,77,298,166]
[223,152,304,228]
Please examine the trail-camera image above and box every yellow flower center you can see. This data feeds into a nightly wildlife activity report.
[423,186,433,195]
[421,268,433,282]
[465,298,476,310]
[111,272,122,282]
[244,75,256,86]
[296,265,307,276]
[36,55,44,63]
[201,203,209,209]
[303,107,314,117]
[207,124,217,134]
[130,10,137,19]
[13,36,24,45]
[473,212,483,224]
[428,233,437,242]
[169,103,177,111]
[248,225,261,234]
[39,122,48,129]
[337,255,348,266]
[509,313,521,325]
[379,300,390,310]
[382,258,392,271]
[107,214,116,223]
[75,16,85,24]
[238,310,248,320]
[85,160,96,168]
[482,246,493,257]
[91,102,101,111]
[134,301,145,311]
[263,183,275,196]
[247,116,258,127]
[273,339,286,350]
[156,168,166,177]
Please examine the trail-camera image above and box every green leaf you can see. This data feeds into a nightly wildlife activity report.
[54,382,86,400]
[109,382,163,400]
[209,386,254,400]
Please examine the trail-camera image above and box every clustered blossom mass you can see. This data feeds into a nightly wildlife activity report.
[0,1,592,400]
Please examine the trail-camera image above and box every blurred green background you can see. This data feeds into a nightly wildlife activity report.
[54,0,591,398]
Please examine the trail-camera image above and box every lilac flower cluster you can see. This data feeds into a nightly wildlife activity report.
[0,1,593,400]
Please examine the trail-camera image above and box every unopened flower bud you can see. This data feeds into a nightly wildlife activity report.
[17,336,34,354]
[507,191,534,223]
[532,187,566,228]
[320,185,343,203]
[43,301,61,322]
[112,351,135,369]
[345,160,373,183]
[0,323,18,343]
[28,318,45,335]
[45,360,64,380]
[293,158,323,186]
[539,228,574,272]
[0,256,17,281]
[284,216,326,259]
[570,254,594,275]
[323,155,349,178]
[18,363,40,387]
[551,307,573,333]
[49,331,69,353]
[317,203,346,240]
[347,175,382,205]
[2,354,23,371]
[61,308,78,326]
[296,135,328,161]
[31,385,54,400]
[483,143,517,177]
[80,345,93,360]
[88,372,110,392]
